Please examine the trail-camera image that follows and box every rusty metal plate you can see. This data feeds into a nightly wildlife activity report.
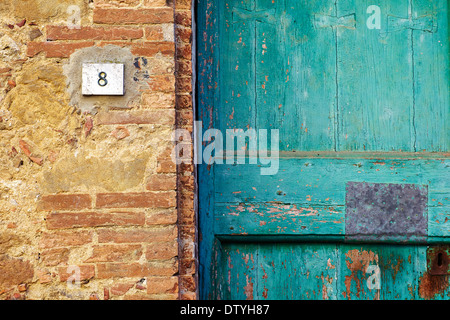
[427,246,450,276]
[345,182,428,242]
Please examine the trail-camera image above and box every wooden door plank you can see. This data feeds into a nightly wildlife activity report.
[217,242,450,300]
[412,0,449,152]
[337,0,415,151]
[220,0,257,131]
[273,0,337,151]
[214,158,449,241]
[218,243,259,300]
[338,244,426,300]
[214,202,345,237]
[220,0,338,152]
[198,0,450,300]
[197,0,220,300]
[219,243,340,300]
[259,243,340,300]
[215,158,448,205]
[254,0,285,149]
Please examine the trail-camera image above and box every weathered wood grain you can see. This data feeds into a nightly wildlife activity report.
[214,203,345,237]
[214,158,449,241]
[217,243,450,300]
[413,0,449,152]
[197,0,220,300]
[338,0,414,152]
[198,0,449,300]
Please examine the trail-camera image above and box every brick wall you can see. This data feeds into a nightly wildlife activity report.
[0,0,195,300]
[175,0,196,300]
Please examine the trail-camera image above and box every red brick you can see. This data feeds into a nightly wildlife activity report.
[136,278,147,290]
[122,293,153,300]
[175,94,192,109]
[46,211,145,229]
[157,160,177,173]
[27,41,95,58]
[142,0,171,7]
[145,209,177,225]
[148,75,176,92]
[175,1,191,10]
[39,231,93,249]
[47,26,143,40]
[95,110,175,126]
[150,293,179,300]
[172,144,193,165]
[97,226,177,243]
[175,26,192,43]
[151,62,174,76]
[0,67,12,74]
[176,109,193,127]
[58,265,95,282]
[110,126,130,140]
[131,42,175,57]
[146,175,176,191]
[179,162,194,173]
[7,222,17,229]
[36,269,53,284]
[84,116,94,137]
[144,25,164,41]
[39,194,92,211]
[89,293,100,300]
[96,192,176,209]
[97,41,131,48]
[104,287,110,300]
[178,191,194,210]
[176,76,192,93]
[7,79,16,88]
[180,239,195,258]
[180,291,197,300]
[18,140,43,165]
[85,244,143,263]
[179,175,194,192]
[17,284,27,292]
[93,8,174,24]
[157,145,176,161]
[178,209,195,226]
[110,282,135,295]
[176,59,192,77]
[0,256,34,291]
[179,259,196,275]
[146,276,178,294]
[179,275,196,292]
[19,140,31,157]
[175,11,191,27]
[179,225,196,240]
[94,0,141,7]
[176,42,192,60]
[97,260,177,278]
[40,248,70,267]
[145,241,178,260]
[29,155,44,166]
[141,91,175,108]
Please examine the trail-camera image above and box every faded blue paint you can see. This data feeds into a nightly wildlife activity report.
[197,0,450,300]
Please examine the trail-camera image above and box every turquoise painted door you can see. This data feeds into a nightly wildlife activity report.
[197,0,449,300]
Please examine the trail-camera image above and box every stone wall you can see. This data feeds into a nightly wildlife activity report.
[0,0,196,300]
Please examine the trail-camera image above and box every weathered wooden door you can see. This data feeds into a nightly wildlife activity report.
[197,0,449,300]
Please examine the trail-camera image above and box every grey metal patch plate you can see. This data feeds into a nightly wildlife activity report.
[345,182,428,242]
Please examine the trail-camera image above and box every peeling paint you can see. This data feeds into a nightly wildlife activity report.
[344,249,379,300]
[244,275,254,300]
[418,273,450,300]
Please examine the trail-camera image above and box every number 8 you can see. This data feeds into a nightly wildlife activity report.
[98,72,108,87]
